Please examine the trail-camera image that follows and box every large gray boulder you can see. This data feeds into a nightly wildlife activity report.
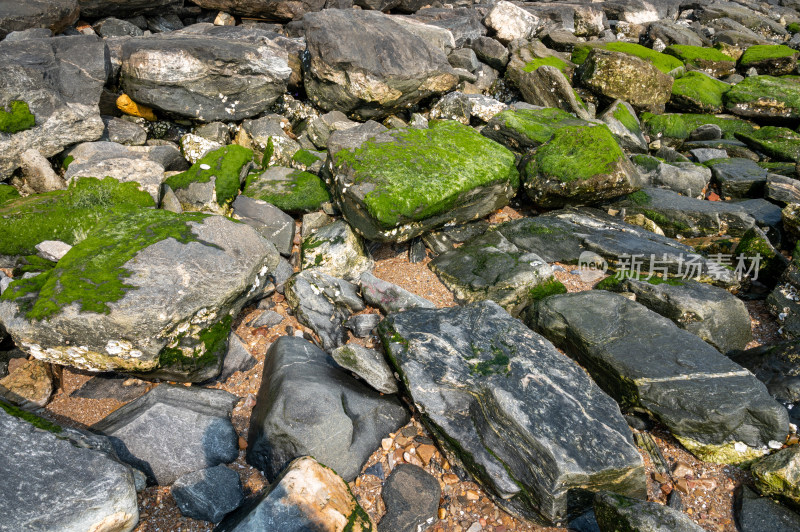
[0,0,78,39]
[0,404,139,532]
[303,9,458,120]
[378,301,646,525]
[0,35,109,178]
[92,384,240,486]
[529,291,789,464]
[246,337,409,483]
[0,211,279,381]
[121,32,291,121]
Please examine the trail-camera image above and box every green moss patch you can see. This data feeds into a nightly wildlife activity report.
[670,71,731,112]
[495,107,589,146]
[789,22,800,34]
[334,120,519,228]
[158,314,232,371]
[243,169,330,214]
[528,125,625,183]
[0,100,35,134]
[522,56,568,74]
[583,42,683,73]
[0,183,19,205]
[292,149,323,168]
[641,112,755,140]
[0,400,62,433]
[627,189,652,205]
[164,145,254,209]
[1,209,208,321]
[739,45,798,67]
[664,45,734,65]
[736,126,800,162]
[528,278,567,301]
[724,75,800,117]
[0,177,155,257]
[612,103,641,134]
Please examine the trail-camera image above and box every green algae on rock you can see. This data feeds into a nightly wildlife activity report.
[738,44,799,75]
[751,445,800,510]
[0,177,155,258]
[736,126,800,162]
[641,112,755,141]
[0,183,20,205]
[663,45,736,77]
[523,124,641,208]
[724,75,800,119]
[573,42,683,73]
[670,71,731,113]
[331,120,519,242]
[0,100,35,134]
[243,166,330,214]
[482,107,591,151]
[522,55,569,74]
[164,144,255,214]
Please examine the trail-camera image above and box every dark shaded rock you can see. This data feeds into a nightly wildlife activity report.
[708,158,768,199]
[172,465,244,523]
[767,174,800,204]
[378,464,440,532]
[729,341,800,404]
[216,456,375,531]
[409,7,486,48]
[345,313,381,338]
[379,302,645,525]
[594,491,704,532]
[359,272,434,314]
[70,374,150,402]
[100,116,147,146]
[93,384,239,486]
[0,0,78,39]
[528,291,789,464]
[246,337,409,482]
[232,195,295,257]
[736,485,800,532]
[469,36,509,70]
[191,0,325,21]
[93,16,144,37]
[78,0,182,19]
[0,404,139,531]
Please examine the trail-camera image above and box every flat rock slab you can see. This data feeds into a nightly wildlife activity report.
[331,344,398,395]
[92,384,240,485]
[0,0,78,39]
[0,405,138,532]
[217,456,375,531]
[707,158,768,199]
[529,291,788,464]
[379,301,645,525]
[359,272,435,314]
[246,337,409,483]
[330,120,518,242]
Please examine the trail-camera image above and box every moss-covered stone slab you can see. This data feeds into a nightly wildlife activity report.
[724,75,800,120]
[736,226,788,285]
[523,124,641,208]
[663,45,736,77]
[528,291,789,464]
[379,301,646,525]
[738,44,799,76]
[0,211,279,380]
[597,100,648,153]
[752,446,800,511]
[331,120,519,242]
[164,145,255,215]
[482,107,591,152]
[670,71,731,113]
[641,112,756,142]
[736,126,800,163]
[0,100,35,134]
[242,166,330,214]
[428,229,559,316]
[573,42,683,73]
[578,49,674,112]
[0,177,155,259]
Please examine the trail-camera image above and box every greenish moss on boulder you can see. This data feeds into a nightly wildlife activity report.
[0,183,20,205]
[724,75,800,120]
[752,445,800,511]
[0,101,35,134]
[243,166,330,214]
[736,226,788,285]
[331,120,519,242]
[0,177,155,259]
[663,45,736,77]
[164,145,255,215]
[0,211,280,380]
[594,491,705,532]
[641,112,755,141]
[670,71,731,113]
[482,107,591,152]
[736,126,800,163]
[738,45,799,76]
[574,42,683,73]
[523,124,641,208]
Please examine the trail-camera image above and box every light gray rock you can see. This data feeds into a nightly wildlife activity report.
[594,491,704,532]
[484,0,539,44]
[232,195,295,257]
[331,344,398,394]
[172,465,244,523]
[246,337,409,482]
[66,157,166,203]
[18,149,64,193]
[632,156,711,198]
[301,220,373,281]
[359,272,435,314]
[218,333,257,382]
[92,384,240,486]
[35,240,71,262]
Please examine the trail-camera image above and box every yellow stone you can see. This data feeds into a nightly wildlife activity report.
[116,94,156,121]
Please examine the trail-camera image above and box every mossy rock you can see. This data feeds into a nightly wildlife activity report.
[522,55,569,74]
[0,177,155,258]
[0,100,35,134]
[573,42,683,73]
[482,107,591,151]
[670,71,731,113]
[736,126,800,163]
[738,45,799,75]
[332,120,519,242]
[735,227,787,284]
[663,45,736,77]
[0,183,20,205]
[724,75,800,119]
[612,102,641,135]
[788,22,800,34]
[751,446,800,510]
[523,124,640,208]
[641,112,755,141]
[164,144,254,214]
[243,167,330,214]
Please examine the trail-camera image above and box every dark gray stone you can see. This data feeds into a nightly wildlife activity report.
[92,384,240,486]
[331,344,398,394]
[736,486,800,532]
[708,158,768,199]
[410,7,486,48]
[633,157,712,198]
[448,47,479,72]
[218,333,257,382]
[232,196,295,257]
[594,491,704,532]
[359,272,434,314]
[78,0,182,19]
[100,116,147,146]
[93,17,143,37]
[767,174,800,204]
[345,313,381,338]
[246,337,409,482]
[729,341,800,404]
[0,0,77,39]
[172,465,244,523]
[470,36,509,70]
[70,374,150,402]
[326,119,387,154]
[379,301,645,525]
[529,291,789,463]
[0,405,139,531]
[378,464,440,532]
[191,0,325,21]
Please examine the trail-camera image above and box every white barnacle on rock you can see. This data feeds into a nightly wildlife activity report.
[105,339,134,356]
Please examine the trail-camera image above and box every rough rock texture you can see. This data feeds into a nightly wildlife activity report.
[232,195,295,257]
[0,35,108,178]
[594,491,705,532]
[0,404,138,532]
[359,272,435,314]
[0,0,78,39]
[217,456,375,531]
[331,344,398,395]
[378,464,441,532]
[0,212,279,380]
[633,156,711,198]
[0,358,53,408]
[121,32,291,121]
[529,291,789,464]
[92,384,239,486]
[171,465,244,523]
[78,0,182,19]
[190,0,325,21]
[301,219,373,281]
[724,76,800,120]
[246,337,409,483]
[66,157,166,203]
[379,302,646,525]
[303,9,458,120]
[736,486,800,532]
[330,120,518,242]
[751,445,800,510]
[729,341,800,404]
